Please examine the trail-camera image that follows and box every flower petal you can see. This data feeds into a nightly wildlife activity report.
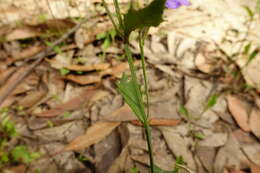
[165,0,181,9]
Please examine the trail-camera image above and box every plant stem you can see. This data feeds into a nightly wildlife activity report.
[101,0,122,37]
[139,29,150,118]
[124,43,154,172]
[113,0,124,31]
[144,121,154,173]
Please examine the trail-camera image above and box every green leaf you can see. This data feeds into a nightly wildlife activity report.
[179,105,189,117]
[109,29,117,42]
[96,31,107,40]
[153,165,174,173]
[194,132,205,140]
[59,68,70,76]
[131,167,139,173]
[243,6,254,20]
[102,37,111,50]
[243,43,251,55]
[206,95,218,109]
[63,112,71,118]
[256,0,260,12]
[11,146,40,164]
[117,74,146,122]
[123,0,166,39]
[247,49,259,65]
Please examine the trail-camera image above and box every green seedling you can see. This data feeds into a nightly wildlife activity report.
[62,112,71,118]
[59,68,70,76]
[11,145,41,164]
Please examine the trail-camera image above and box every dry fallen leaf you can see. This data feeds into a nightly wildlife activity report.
[64,121,120,151]
[64,73,102,85]
[36,87,97,117]
[250,163,260,173]
[227,95,251,132]
[242,144,260,166]
[159,126,196,170]
[12,44,44,61]
[229,170,246,173]
[214,133,249,173]
[107,146,133,173]
[19,87,47,108]
[6,27,41,41]
[249,109,260,139]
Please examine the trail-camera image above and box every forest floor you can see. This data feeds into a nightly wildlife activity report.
[0,0,260,173]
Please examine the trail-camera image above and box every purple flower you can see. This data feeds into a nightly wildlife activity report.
[165,0,191,9]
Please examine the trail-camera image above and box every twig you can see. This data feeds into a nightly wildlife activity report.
[0,15,94,107]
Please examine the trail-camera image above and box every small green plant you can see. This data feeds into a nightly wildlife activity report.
[96,29,117,50]
[102,0,192,172]
[59,67,70,76]
[0,108,40,168]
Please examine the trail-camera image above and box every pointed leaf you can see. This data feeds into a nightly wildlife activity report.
[123,0,166,38]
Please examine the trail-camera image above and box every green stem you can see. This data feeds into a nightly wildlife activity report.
[124,43,154,172]
[113,0,124,31]
[144,121,154,173]
[139,29,150,118]
[101,0,122,37]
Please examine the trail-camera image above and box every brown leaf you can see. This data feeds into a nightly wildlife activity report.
[5,164,26,173]
[6,27,41,41]
[36,87,97,117]
[249,109,260,139]
[46,58,110,72]
[0,67,15,85]
[64,121,120,151]
[250,163,260,173]
[64,73,102,85]
[160,126,196,170]
[12,44,44,61]
[107,146,132,173]
[229,170,246,173]
[227,95,251,132]
[102,105,138,122]
[18,87,47,108]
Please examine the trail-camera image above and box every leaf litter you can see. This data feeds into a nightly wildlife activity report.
[1,0,260,172]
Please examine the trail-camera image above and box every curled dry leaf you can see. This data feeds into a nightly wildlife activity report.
[195,53,215,74]
[249,109,260,139]
[6,27,41,41]
[159,126,196,170]
[36,87,97,117]
[65,73,102,85]
[64,62,131,85]
[12,44,44,61]
[64,121,120,151]
[198,133,228,147]
[107,146,133,173]
[47,57,110,72]
[242,144,260,166]
[214,133,249,173]
[227,95,251,132]
[19,87,48,108]
[250,163,260,173]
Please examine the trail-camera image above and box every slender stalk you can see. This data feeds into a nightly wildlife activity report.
[144,121,154,173]
[101,0,122,37]
[113,0,124,31]
[124,43,154,173]
[139,29,150,118]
